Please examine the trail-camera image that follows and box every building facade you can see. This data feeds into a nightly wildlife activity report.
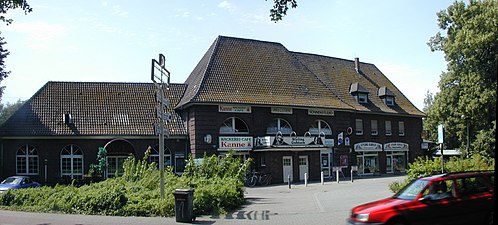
[0,36,425,184]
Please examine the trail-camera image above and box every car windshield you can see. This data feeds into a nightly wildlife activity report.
[1,177,21,185]
[393,179,430,200]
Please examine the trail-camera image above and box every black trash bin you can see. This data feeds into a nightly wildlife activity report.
[173,188,195,223]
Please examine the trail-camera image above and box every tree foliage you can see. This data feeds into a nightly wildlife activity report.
[267,0,297,22]
[425,0,497,157]
[1,0,32,25]
[0,33,10,99]
[0,98,24,125]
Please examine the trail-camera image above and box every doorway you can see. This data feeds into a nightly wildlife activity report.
[282,156,293,182]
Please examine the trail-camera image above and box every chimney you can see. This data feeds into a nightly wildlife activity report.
[354,57,360,73]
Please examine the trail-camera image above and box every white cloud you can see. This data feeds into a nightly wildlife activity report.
[4,21,69,41]
[218,1,236,11]
[112,5,128,17]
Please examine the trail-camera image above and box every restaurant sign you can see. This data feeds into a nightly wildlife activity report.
[219,136,253,151]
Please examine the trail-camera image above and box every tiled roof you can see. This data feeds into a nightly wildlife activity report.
[177,36,424,116]
[0,82,187,137]
[177,36,353,110]
[293,52,424,116]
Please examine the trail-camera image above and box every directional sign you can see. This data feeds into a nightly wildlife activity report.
[156,91,170,108]
[154,123,170,136]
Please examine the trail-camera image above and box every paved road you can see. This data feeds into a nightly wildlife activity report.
[0,175,406,225]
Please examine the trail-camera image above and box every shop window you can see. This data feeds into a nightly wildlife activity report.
[60,145,84,180]
[16,145,38,175]
[398,121,405,136]
[220,117,249,134]
[150,145,172,168]
[308,120,332,135]
[355,119,363,135]
[371,120,378,135]
[267,118,293,134]
[385,120,392,136]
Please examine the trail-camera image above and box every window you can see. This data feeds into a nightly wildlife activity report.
[371,120,378,135]
[385,121,392,136]
[267,118,293,134]
[16,145,38,175]
[150,146,172,168]
[385,96,395,106]
[399,121,405,136]
[358,93,368,103]
[355,119,363,135]
[60,145,84,180]
[309,120,332,135]
[107,156,127,177]
[219,117,249,134]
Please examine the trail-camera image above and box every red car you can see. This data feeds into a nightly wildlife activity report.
[348,171,494,225]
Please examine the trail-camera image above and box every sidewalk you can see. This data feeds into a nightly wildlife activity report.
[0,175,407,225]
[194,175,406,225]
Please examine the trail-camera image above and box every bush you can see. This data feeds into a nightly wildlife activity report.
[389,154,495,193]
[0,150,251,217]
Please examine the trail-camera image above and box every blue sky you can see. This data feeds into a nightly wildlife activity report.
[1,0,454,110]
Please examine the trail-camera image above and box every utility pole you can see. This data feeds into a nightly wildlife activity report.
[151,54,171,199]
[437,124,444,173]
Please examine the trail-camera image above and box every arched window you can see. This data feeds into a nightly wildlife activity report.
[16,145,38,175]
[219,117,249,134]
[309,120,332,136]
[267,118,293,134]
[60,145,84,179]
[150,146,172,168]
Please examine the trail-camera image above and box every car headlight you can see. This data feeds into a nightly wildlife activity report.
[355,213,369,222]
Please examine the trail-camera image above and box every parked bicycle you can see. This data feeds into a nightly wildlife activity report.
[245,171,272,187]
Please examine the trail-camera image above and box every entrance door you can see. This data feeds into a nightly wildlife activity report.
[299,155,309,181]
[282,156,293,182]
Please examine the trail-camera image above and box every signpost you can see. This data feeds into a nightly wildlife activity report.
[151,53,171,199]
[437,124,444,173]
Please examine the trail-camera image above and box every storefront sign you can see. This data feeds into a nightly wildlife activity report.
[254,135,333,148]
[219,136,253,150]
[219,105,251,113]
[384,142,409,151]
[354,142,382,151]
[308,108,334,116]
[271,107,293,114]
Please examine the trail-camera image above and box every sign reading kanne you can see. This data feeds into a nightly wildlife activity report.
[219,136,253,150]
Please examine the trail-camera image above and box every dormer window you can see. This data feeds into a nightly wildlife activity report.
[378,86,396,106]
[358,93,368,103]
[350,82,369,104]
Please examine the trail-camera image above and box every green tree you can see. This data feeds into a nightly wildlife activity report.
[1,0,32,25]
[267,0,297,22]
[0,98,24,125]
[0,33,9,99]
[425,0,497,157]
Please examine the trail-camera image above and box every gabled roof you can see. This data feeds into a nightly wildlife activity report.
[0,82,187,137]
[177,36,424,116]
[176,36,353,110]
[291,52,424,116]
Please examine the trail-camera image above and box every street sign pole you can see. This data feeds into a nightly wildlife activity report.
[151,54,170,199]
[437,124,444,173]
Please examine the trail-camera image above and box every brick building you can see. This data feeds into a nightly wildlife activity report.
[0,36,424,184]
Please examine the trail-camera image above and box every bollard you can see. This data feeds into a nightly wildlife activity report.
[336,169,340,183]
[320,171,324,185]
[304,173,308,187]
[288,174,291,189]
[351,169,354,182]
